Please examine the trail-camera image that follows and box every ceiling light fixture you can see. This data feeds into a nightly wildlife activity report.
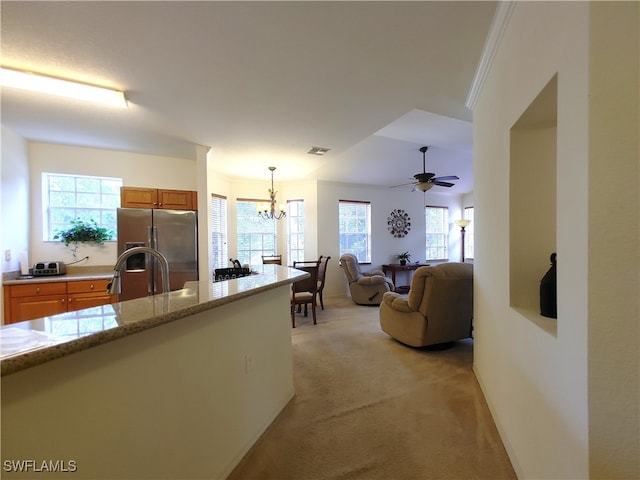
[0,67,128,108]
[307,146,330,156]
[257,167,286,220]
[414,182,434,192]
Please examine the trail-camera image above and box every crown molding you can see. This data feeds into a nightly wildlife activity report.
[465,1,517,111]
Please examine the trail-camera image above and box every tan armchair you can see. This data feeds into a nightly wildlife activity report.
[340,253,394,305]
[379,263,473,347]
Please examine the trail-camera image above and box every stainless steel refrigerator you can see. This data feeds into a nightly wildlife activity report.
[116,208,198,301]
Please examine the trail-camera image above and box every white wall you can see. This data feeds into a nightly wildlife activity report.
[586,3,639,478]
[473,2,638,479]
[1,127,30,275]
[28,142,197,266]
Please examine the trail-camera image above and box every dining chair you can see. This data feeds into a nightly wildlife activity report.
[316,255,331,310]
[291,260,320,327]
[262,254,282,265]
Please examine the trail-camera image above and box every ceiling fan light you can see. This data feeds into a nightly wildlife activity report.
[416,182,434,192]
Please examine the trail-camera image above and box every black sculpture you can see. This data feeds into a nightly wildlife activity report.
[540,253,557,318]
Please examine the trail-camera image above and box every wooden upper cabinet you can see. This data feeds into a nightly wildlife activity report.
[121,187,197,210]
[120,187,158,208]
[157,189,196,210]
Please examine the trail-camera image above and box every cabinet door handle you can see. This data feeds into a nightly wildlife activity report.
[61,299,66,303]
[36,287,40,294]
[90,284,94,290]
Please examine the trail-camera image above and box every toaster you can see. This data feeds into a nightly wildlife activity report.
[32,261,67,276]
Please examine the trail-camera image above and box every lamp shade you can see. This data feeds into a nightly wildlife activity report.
[415,182,434,192]
[455,219,471,228]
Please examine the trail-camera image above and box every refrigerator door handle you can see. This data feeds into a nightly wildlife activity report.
[147,226,155,294]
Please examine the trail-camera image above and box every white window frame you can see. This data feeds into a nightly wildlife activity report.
[287,199,305,263]
[425,205,449,261]
[339,200,371,263]
[236,199,277,266]
[211,194,228,270]
[42,172,121,241]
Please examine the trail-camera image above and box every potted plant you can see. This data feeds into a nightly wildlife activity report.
[397,251,411,266]
[54,218,113,258]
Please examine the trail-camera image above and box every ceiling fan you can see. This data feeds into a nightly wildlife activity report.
[390,146,459,192]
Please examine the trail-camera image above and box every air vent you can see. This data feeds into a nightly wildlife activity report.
[307,146,330,156]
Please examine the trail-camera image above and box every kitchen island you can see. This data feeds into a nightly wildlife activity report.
[1,265,306,479]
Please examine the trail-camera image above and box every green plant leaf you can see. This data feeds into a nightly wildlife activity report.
[53,218,113,247]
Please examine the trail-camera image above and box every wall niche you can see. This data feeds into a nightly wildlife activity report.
[509,74,558,335]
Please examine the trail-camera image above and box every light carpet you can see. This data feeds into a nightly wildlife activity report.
[228,296,516,480]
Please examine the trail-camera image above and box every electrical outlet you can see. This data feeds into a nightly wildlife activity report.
[4,250,11,261]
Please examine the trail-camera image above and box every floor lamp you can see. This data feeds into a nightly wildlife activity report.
[455,219,471,262]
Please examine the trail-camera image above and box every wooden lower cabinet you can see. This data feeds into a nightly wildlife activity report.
[10,294,68,324]
[67,279,114,312]
[4,279,115,324]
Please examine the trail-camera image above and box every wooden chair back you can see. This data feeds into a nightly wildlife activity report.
[291,260,321,327]
[316,255,331,309]
[292,261,320,294]
[262,254,282,265]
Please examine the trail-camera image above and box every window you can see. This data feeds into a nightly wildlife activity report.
[339,200,371,263]
[211,194,228,270]
[43,173,121,241]
[464,206,474,260]
[425,206,449,260]
[287,199,305,263]
[236,199,277,266]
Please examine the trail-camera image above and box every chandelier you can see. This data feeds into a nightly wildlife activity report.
[257,167,286,220]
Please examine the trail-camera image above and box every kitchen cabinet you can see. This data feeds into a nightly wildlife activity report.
[7,283,68,324]
[66,279,114,312]
[120,187,197,210]
[4,279,115,325]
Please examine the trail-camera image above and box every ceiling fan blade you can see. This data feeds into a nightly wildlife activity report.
[433,181,455,187]
[389,181,417,188]
[432,175,459,182]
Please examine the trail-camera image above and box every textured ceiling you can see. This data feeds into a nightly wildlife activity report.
[1,1,497,194]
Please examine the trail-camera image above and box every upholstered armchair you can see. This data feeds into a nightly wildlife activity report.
[340,253,394,305]
[379,263,473,347]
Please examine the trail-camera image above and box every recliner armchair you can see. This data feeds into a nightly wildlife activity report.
[340,253,394,305]
[379,262,473,347]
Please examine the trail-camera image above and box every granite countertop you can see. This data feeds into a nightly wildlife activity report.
[3,267,114,285]
[1,265,308,376]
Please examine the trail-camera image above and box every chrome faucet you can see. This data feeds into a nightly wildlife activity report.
[108,247,170,297]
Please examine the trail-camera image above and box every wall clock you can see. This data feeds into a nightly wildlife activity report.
[387,209,411,238]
